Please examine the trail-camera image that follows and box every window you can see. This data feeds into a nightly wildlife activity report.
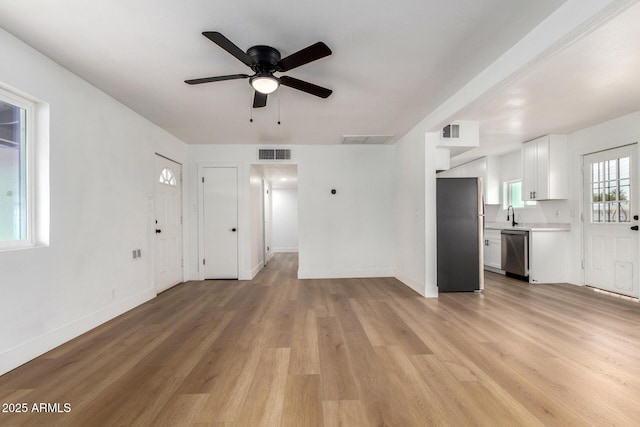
[590,156,630,223]
[159,167,177,186]
[0,88,34,247]
[503,180,536,209]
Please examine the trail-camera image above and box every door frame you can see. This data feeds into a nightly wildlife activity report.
[580,143,638,297]
[262,177,272,266]
[197,162,243,280]
[154,153,185,292]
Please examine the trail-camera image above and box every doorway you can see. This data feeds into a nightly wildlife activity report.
[252,164,298,268]
[154,154,183,292]
[583,144,639,297]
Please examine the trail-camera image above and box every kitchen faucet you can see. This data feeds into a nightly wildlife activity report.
[507,205,518,227]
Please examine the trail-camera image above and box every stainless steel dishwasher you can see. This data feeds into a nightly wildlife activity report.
[501,229,529,277]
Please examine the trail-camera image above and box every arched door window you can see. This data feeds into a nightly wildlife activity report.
[159,167,177,186]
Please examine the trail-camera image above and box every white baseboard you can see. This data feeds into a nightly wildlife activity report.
[394,274,424,296]
[393,274,438,298]
[272,247,298,253]
[297,267,394,280]
[250,261,264,279]
[423,284,438,298]
[0,289,156,376]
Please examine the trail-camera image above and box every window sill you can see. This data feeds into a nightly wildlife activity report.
[0,241,47,252]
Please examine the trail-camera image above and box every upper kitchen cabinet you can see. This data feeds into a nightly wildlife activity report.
[438,156,501,205]
[522,135,567,200]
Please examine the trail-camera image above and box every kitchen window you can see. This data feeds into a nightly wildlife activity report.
[503,180,536,209]
[0,87,34,248]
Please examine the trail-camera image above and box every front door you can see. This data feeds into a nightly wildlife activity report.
[583,144,639,297]
[155,155,183,292]
[202,167,239,279]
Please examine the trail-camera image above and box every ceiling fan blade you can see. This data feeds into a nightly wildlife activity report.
[279,76,332,98]
[276,42,332,72]
[253,91,268,108]
[184,74,249,85]
[202,31,254,67]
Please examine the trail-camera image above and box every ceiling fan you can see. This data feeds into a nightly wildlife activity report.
[185,32,333,108]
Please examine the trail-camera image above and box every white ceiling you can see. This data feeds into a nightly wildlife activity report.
[0,0,567,146]
[255,164,298,189]
[450,1,640,165]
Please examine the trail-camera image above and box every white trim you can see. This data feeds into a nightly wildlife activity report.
[0,86,36,249]
[250,261,264,279]
[197,162,242,281]
[272,247,298,253]
[0,288,156,376]
[298,268,394,280]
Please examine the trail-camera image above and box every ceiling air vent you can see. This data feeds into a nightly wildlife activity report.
[340,135,393,144]
[442,124,460,139]
[258,148,292,161]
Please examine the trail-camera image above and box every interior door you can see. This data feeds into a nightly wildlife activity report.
[155,155,183,292]
[583,144,639,297]
[203,167,238,279]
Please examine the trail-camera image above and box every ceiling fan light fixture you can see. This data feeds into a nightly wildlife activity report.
[250,74,279,94]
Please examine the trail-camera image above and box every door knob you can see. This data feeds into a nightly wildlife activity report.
[631,225,639,231]
[155,229,162,234]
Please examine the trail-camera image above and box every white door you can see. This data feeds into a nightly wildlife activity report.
[583,144,639,297]
[203,167,238,279]
[155,155,183,292]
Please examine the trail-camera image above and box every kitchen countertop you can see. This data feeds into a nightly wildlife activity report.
[485,222,571,232]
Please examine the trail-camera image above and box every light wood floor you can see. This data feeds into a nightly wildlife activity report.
[1,253,640,426]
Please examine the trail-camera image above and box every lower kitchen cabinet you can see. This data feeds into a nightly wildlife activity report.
[529,231,568,284]
[483,229,503,272]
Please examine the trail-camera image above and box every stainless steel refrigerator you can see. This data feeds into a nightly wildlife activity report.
[436,177,484,292]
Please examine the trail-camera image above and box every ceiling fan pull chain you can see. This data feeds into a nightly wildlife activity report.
[250,90,254,123]
[277,90,281,125]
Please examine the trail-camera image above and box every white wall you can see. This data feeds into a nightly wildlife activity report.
[187,144,396,281]
[272,188,298,253]
[296,146,395,278]
[249,165,264,277]
[0,27,187,375]
[393,112,440,298]
[394,127,426,295]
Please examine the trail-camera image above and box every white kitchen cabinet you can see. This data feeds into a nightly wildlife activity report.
[436,156,501,205]
[522,135,567,200]
[484,156,501,205]
[483,229,502,272]
[529,231,568,284]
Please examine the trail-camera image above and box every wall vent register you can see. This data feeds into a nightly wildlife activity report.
[258,148,292,161]
[442,124,460,139]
